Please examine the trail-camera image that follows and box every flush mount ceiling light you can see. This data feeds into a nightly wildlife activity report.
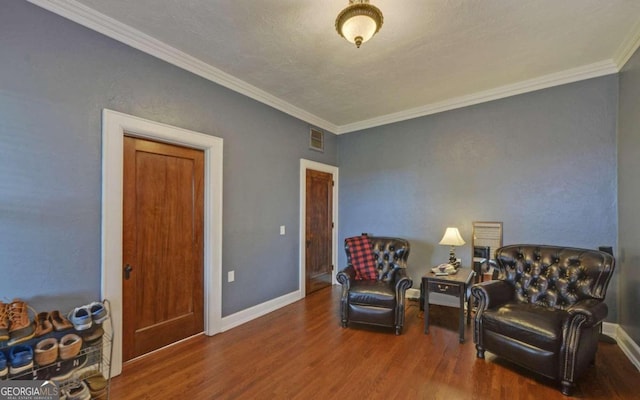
[335,0,384,48]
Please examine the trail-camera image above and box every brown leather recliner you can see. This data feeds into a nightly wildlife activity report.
[337,236,412,335]
[471,245,615,396]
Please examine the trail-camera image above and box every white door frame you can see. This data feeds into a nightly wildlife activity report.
[101,109,223,376]
[299,159,339,296]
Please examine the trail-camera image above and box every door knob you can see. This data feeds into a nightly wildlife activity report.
[124,264,133,280]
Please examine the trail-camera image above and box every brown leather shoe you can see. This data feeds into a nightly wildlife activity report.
[82,326,104,345]
[58,333,82,360]
[34,312,53,337]
[79,370,108,391]
[0,302,9,341]
[34,337,59,366]
[8,299,35,344]
[90,387,108,400]
[50,310,73,331]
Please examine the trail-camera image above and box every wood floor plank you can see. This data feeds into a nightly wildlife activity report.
[110,286,638,399]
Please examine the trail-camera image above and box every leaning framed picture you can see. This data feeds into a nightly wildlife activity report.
[471,221,503,281]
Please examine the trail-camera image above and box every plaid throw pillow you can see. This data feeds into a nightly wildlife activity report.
[345,235,378,280]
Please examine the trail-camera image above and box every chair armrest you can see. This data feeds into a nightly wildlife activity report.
[471,280,514,310]
[392,267,413,296]
[566,299,608,327]
[336,265,356,289]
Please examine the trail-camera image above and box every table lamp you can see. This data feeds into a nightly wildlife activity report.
[439,227,465,267]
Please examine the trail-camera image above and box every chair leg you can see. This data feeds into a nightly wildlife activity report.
[476,345,485,359]
[395,326,402,335]
[560,380,573,396]
[341,321,347,328]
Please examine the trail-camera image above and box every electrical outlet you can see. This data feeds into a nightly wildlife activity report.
[280,225,285,235]
[228,270,235,282]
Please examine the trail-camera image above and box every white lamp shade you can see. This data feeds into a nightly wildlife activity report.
[439,227,465,246]
[341,14,377,44]
[335,1,383,48]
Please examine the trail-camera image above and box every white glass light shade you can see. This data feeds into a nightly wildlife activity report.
[341,15,377,46]
[439,227,466,246]
[335,1,383,48]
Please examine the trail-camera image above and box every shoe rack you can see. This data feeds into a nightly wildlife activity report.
[0,300,113,400]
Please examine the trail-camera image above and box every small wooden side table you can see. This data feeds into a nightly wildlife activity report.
[423,268,475,343]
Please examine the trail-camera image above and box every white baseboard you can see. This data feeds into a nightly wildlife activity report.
[613,324,640,372]
[406,288,421,300]
[603,321,617,338]
[220,290,302,332]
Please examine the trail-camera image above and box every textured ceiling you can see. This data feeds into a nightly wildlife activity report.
[32,0,640,133]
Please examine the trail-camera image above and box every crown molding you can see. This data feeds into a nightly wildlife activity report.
[336,60,618,134]
[27,0,339,133]
[613,18,640,70]
[27,1,624,136]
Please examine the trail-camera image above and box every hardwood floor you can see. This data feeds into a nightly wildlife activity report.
[110,286,638,399]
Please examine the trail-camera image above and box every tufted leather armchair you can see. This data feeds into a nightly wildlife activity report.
[336,236,413,335]
[471,245,615,395]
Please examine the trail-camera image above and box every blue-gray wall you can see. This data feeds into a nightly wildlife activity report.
[0,0,630,330]
[338,77,619,320]
[618,46,640,344]
[0,0,337,315]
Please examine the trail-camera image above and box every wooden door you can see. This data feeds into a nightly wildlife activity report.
[123,136,204,361]
[305,169,333,294]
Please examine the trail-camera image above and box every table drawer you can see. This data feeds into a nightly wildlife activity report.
[428,281,461,296]
[428,292,460,308]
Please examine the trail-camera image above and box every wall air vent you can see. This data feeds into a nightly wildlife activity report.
[309,128,324,152]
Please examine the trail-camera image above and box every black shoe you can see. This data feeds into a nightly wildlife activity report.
[53,352,89,384]
[34,362,58,381]
[51,360,74,383]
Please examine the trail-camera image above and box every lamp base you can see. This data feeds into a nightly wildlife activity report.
[448,247,460,268]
